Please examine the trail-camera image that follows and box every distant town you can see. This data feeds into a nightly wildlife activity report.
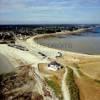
[0,24,98,44]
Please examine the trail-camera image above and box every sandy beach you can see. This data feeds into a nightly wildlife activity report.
[31,29,100,59]
[0,29,100,100]
[0,28,100,80]
[0,53,14,74]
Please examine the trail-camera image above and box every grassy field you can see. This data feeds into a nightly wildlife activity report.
[79,62,100,80]
[75,75,100,100]
[74,59,100,100]
[45,76,63,100]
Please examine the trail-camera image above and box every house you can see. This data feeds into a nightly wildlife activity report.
[48,61,63,71]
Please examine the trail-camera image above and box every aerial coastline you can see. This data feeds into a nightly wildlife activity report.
[33,28,100,57]
[0,25,100,100]
[0,0,100,99]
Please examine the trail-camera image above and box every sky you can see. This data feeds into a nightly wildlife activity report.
[0,0,100,24]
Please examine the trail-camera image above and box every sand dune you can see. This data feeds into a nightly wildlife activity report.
[0,53,15,74]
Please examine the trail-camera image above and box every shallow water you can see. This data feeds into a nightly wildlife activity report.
[36,27,100,55]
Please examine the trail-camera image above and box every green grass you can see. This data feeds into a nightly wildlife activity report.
[45,78,63,100]
[66,67,80,100]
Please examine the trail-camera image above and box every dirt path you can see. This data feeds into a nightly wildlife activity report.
[61,68,70,100]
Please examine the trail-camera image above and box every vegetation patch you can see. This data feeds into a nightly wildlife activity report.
[94,79,100,84]
[0,65,37,99]
[66,67,80,100]
[77,69,85,76]
[45,77,63,100]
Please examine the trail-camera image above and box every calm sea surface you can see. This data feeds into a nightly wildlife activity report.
[36,27,100,55]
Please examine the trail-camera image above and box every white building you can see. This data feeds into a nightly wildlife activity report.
[48,61,63,71]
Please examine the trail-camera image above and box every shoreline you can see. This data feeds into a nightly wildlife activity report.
[0,28,100,100]
[30,28,100,59]
[34,28,90,40]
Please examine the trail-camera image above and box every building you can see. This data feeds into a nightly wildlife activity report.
[48,61,63,71]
